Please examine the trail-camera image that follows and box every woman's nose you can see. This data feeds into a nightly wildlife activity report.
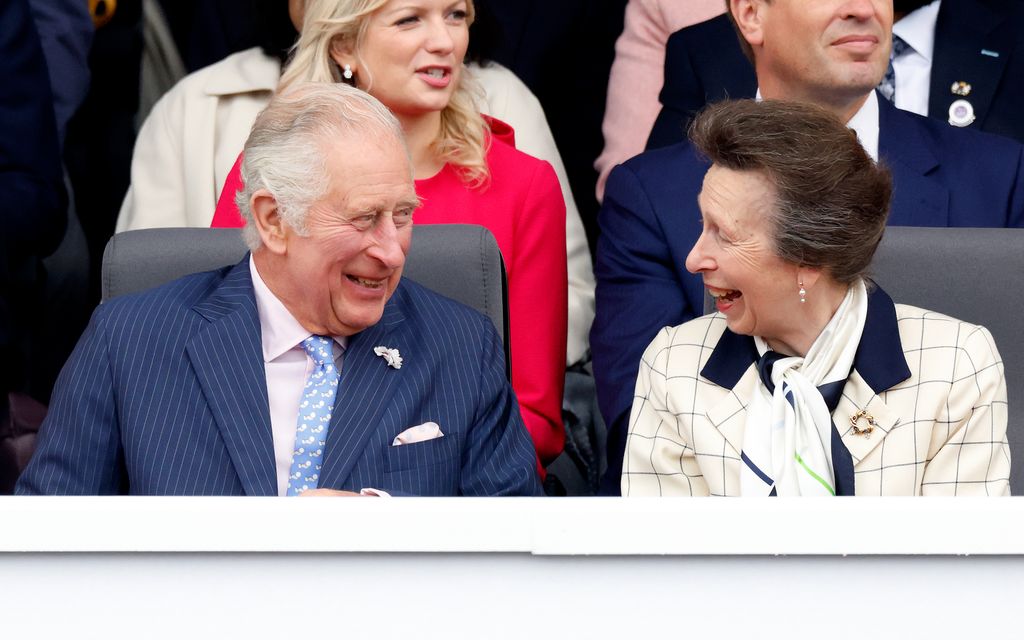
[685,233,715,274]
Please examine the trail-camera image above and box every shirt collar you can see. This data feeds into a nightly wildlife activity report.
[249,255,347,362]
[755,89,879,162]
[893,0,941,63]
[845,91,880,162]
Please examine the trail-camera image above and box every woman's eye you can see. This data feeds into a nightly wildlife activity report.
[394,15,419,26]
[448,9,467,21]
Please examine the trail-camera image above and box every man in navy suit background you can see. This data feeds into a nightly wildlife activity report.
[1,0,65,470]
[647,0,1024,147]
[18,83,541,497]
[592,0,1024,494]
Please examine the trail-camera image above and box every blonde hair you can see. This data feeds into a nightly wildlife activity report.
[280,0,490,187]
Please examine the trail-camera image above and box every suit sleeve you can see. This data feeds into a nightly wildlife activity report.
[621,326,707,497]
[645,31,699,151]
[591,162,697,493]
[0,0,64,262]
[461,315,543,496]
[507,159,568,469]
[921,325,1011,496]
[16,306,125,495]
[27,0,93,148]
[1,0,65,403]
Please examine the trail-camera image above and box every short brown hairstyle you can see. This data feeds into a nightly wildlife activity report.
[689,99,893,284]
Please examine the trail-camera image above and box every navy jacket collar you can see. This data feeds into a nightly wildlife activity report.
[701,283,911,394]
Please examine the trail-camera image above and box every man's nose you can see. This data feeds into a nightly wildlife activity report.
[368,217,407,268]
[840,0,878,21]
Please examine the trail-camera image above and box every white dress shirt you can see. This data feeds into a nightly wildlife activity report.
[756,89,880,162]
[892,0,941,116]
[249,257,347,496]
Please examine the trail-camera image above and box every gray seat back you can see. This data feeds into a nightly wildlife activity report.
[702,226,1024,493]
[101,225,509,355]
[870,226,1024,493]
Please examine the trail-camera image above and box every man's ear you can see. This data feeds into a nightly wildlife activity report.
[731,0,766,49]
[250,189,288,255]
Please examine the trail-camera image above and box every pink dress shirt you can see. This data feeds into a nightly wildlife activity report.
[249,257,347,496]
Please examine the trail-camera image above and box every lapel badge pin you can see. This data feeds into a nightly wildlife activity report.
[850,409,878,438]
[950,81,972,97]
[948,99,976,127]
[373,345,403,370]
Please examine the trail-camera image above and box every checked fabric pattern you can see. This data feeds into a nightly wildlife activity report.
[287,336,340,496]
[622,305,1010,497]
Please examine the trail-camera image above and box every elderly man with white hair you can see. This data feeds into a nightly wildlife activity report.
[18,83,540,497]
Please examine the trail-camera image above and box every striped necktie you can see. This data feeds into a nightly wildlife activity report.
[878,34,909,102]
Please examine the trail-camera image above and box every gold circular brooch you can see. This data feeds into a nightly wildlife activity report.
[850,409,878,437]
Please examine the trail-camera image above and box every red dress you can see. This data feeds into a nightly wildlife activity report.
[211,118,568,473]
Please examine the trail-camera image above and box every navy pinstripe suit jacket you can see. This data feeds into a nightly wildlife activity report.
[16,258,541,496]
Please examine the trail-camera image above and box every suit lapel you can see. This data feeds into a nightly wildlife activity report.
[705,366,759,457]
[878,98,950,226]
[929,0,1009,130]
[833,372,900,464]
[186,258,277,496]
[701,329,760,457]
[837,285,913,466]
[318,285,410,489]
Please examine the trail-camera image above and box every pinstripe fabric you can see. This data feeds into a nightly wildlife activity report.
[16,258,541,496]
[623,287,1011,497]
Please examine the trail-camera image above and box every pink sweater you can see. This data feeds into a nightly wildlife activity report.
[595,0,727,200]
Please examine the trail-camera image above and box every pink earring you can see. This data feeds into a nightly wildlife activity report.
[798,280,806,303]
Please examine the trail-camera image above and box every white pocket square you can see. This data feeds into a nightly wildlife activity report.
[392,421,444,446]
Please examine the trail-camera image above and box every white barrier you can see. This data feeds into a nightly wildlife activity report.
[1,497,1021,638]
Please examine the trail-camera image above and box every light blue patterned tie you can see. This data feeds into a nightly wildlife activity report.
[286,336,340,496]
[878,34,909,102]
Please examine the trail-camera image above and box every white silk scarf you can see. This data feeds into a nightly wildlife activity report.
[739,279,868,496]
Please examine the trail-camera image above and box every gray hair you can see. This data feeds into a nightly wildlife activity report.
[689,99,893,284]
[235,82,408,250]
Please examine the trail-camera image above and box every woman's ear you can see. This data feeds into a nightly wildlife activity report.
[798,266,824,292]
[250,189,288,255]
[328,35,356,73]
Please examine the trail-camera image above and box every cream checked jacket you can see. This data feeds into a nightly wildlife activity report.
[622,287,1010,496]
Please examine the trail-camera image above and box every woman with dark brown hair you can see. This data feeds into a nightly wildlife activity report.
[623,99,1010,497]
